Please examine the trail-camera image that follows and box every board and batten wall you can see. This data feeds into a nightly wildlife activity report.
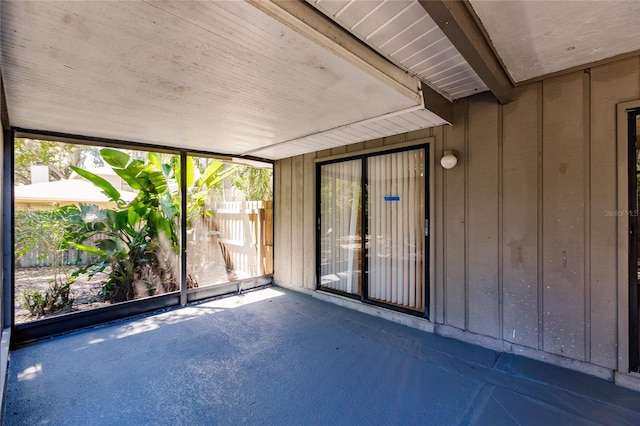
[273,56,640,377]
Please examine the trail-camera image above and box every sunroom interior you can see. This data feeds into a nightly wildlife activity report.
[2,0,640,420]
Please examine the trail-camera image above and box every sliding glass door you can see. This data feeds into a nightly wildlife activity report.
[317,146,428,316]
[318,159,362,295]
[367,149,426,312]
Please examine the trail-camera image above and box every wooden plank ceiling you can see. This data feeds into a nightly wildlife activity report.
[468,0,640,83]
[0,0,451,160]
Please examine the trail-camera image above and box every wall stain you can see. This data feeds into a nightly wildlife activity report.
[559,162,568,174]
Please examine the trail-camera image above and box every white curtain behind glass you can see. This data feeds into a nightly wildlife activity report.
[367,149,425,311]
[319,160,362,295]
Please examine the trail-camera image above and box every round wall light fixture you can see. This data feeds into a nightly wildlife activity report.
[440,150,458,169]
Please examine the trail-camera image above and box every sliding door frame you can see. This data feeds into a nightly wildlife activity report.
[315,140,433,319]
[617,100,640,377]
[627,108,640,373]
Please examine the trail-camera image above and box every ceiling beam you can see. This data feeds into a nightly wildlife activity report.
[419,0,513,104]
[422,82,453,124]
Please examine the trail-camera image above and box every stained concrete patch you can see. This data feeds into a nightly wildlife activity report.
[495,353,640,412]
[4,287,640,425]
[473,386,600,426]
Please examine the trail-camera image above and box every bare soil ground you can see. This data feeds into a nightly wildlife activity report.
[14,267,110,324]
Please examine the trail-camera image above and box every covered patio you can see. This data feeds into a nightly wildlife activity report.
[3,0,640,422]
[5,286,640,425]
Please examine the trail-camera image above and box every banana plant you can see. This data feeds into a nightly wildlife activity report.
[68,149,236,302]
[69,148,180,302]
[176,156,237,228]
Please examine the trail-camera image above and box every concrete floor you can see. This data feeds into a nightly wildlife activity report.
[4,286,640,425]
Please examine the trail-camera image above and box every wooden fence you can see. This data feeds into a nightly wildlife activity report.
[16,234,104,268]
[212,200,273,277]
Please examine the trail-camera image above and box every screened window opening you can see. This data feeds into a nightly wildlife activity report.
[12,137,273,336]
[185,155,273,290]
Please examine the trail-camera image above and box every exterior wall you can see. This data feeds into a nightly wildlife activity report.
[274,56,640,376]
[1,84,4,333]
[0,107,3,331]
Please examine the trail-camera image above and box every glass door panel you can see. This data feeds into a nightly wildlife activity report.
[630,111,640,372]
[367,149,425,312]
[319,160,362,295]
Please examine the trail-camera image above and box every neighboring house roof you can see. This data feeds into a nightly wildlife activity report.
[15,178,137,209]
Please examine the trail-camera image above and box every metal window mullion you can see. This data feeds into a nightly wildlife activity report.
[628,110,639,372]
[361,156,368,303]
[180,151,188,306]
[3,129,15,331]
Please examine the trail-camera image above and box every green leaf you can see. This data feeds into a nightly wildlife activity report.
[148,152,162,169]
[112,161,146,190]
[125,208,140,231]
[162,163,173,180]
[128,198,149,222]
[159,193,177,221]
[68,242,108,257]
[70,166,122,202]
[201,162,237,189]
[100,148,130,169]
[170,157,182,185]
[149,211,174,243]
[147,169,168,194]
[199,160,223,187]
[94,239,119,253]
[185,156,195,189]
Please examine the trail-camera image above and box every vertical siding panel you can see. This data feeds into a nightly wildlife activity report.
[331,146,347,156]
[444,100,467,329]
[364,138,384,150]
[467,94,500,338]
[408,127,433,141]
[0,122,3,330]
[542,72,586,361]
[278,158,293,286]
[347,142,364,152]
[590,58,640,368]
[433,125,445,323]
[502,85,540,349]
[384,133,407,146]
[303,152,317,290]
[316,149,332,159]
[291,155,304,286]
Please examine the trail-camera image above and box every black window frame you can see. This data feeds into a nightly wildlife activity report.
[4,128,274,345]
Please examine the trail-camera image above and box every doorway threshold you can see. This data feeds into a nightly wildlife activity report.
[312,289,434,334]
[616,370,640,392]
